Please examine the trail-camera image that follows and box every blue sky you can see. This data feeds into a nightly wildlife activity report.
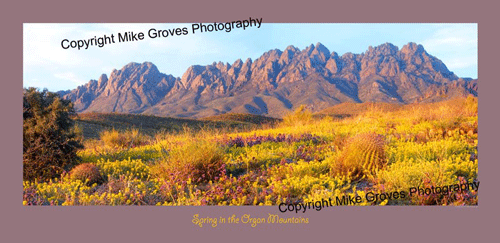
[23,23,477,92]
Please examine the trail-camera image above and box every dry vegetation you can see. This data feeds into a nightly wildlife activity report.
[23,97,478,206]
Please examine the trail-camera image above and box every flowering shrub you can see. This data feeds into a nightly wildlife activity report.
[96,158,151,180]
[220,133,322,148]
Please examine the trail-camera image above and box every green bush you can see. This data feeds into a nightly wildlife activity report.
[23,88,83,181]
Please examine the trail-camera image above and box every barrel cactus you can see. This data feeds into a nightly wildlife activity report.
[332,133,387,180]
[70,163,105,186]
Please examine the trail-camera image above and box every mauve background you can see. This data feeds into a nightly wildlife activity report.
[2,0,496,242]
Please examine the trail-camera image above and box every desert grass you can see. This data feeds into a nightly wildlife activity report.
[24,97,478,206]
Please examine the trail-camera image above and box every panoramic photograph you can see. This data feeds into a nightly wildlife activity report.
[22,23,478,206]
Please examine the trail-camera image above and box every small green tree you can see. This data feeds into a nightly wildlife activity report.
[23,87,83,181]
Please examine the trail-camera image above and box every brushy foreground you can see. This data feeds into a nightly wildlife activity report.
[23,97,478,206]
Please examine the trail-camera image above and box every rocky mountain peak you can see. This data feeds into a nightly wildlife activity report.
[310,42,331,65]
[366,42,399,57]
[97,74,108,88]
[232,59,243,68]
[401,42,424,55]
[304,44,315,55]
[279,45,299,65]
[61,42,476,118]
[284,45,299,52]
[314,42,330,56]
[341,52,357,59]
[180,65,205,87]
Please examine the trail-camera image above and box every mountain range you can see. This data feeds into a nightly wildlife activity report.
[58,42,478,118]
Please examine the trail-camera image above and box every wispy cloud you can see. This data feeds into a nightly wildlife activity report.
[421,24,477,77]
[23,24,83,67]
[445,57,478,70]
[24,23,479,91]
[423,25,477,49]
[54,72,85,85]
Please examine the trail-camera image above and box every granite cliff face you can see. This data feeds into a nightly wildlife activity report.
[62,62,178,113]
[61,42,478,118]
